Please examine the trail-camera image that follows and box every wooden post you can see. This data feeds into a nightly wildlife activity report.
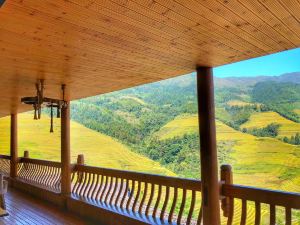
[10,114,18,178]
[24,150,29,170]
[61,102,71,197]
[23,150,29,158]
[221,165,233,218]
[77,154,84,183]
[196,67,221,225]
[77,154,84,165]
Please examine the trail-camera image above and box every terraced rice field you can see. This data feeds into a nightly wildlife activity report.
[155,114,199,140]
[240,111,300,138]
[226,100,256,107]
[1,113,300,224]
[156,114,300,224]
[294,109,300,116]
[0,113,174,175]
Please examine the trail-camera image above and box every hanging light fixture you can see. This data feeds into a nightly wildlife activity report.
[21,80,67,133]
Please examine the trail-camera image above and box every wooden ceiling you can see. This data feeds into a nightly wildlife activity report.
[0,0,300,117]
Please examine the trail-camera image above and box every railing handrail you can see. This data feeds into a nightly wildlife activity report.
[223,184,300,209]
[74,164,201,191]
[0,155,11,160]
[20,157,61,168]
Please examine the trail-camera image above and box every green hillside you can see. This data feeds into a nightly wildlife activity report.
[295,109,300,116]
[155,114,300,192]
[155,114,199,140]
[0,113,174,176]
[240,111,300,138]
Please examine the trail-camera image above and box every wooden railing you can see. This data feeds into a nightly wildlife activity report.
[1,153,300,224]
[221,165,300,225]
[71,164,203,225]
[0,155,10,176]
[18,157,62,193]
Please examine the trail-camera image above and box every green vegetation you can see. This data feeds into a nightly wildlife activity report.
[244,123,280,137]
[241,111,300,138]
[1,72,300,224]
[0,114,174,176]
[282,133,300,145]
[252,81,300,122]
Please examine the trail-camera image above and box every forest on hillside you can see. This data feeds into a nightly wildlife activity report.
[70,72,300,180]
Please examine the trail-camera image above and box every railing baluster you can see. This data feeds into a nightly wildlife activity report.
[168,187,178,223]
[120,179,129,210]
[87,173,96,199]
[186,190,196,225]
[160,186,170,221]
[152,184,162,218]
[132,181,141,212]
[285,207,291,225]
[91,174,100,201]
[145,183,155,216]
[139,182,148,214]
[83,172,91,198]
[50,167,57,188]
[126,180,135,211]
[227,197,234,225]
[27,163,35,181]
[74,170,83,196]
[101,176,112,204]
[99,176,108,203]
[51,166,57,190]
[46,165,53,187]
[73,169,81,196]
[196,201,203,225]
[104,176,113,204]
[255,202,261,225]
[35,164,44,184]
[95,175,104,202]
[240,199,247,225]
[110,177,119,206]
[177,189,187,225]
[79,172,88,197]
[40,165,48,186]
[115,178,124,207]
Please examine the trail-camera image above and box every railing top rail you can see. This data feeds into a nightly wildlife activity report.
[223,184,300,209]
[75,164,201,191]
[20,157,61,168]
[0,155,11,160]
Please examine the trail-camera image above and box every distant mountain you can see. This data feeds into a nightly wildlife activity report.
[215,72,300,88]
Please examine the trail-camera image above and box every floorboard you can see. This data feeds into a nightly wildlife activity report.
[0,188,94,225]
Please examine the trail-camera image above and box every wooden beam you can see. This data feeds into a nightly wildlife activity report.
[61,102,71,198]
[10,114,18,178]
[196,67,221,225]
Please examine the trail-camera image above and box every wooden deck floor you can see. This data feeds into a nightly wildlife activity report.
[0,188,93,225]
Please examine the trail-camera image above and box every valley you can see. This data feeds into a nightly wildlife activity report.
[0,72,300,224]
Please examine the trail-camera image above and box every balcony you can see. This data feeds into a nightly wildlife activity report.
[1,0,300,224]
[1,154,300,224]
[4,188,87,225]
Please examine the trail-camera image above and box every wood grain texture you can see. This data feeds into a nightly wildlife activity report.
[197,67,220,225]
[0,0,299,117]
[71,164,203,224]
[3,188,91,225]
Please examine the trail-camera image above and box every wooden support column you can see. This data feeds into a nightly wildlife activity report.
[61,102,71,197]
[196,67,221,225]
[10,114,18,178]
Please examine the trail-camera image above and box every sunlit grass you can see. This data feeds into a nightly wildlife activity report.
[155,113,300,224]
[0,113,174,176]
[226,100,258,107]
[155,114,199,140]
[240,111,300,138]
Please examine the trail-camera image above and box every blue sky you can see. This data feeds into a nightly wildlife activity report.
[213,47,300,78]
